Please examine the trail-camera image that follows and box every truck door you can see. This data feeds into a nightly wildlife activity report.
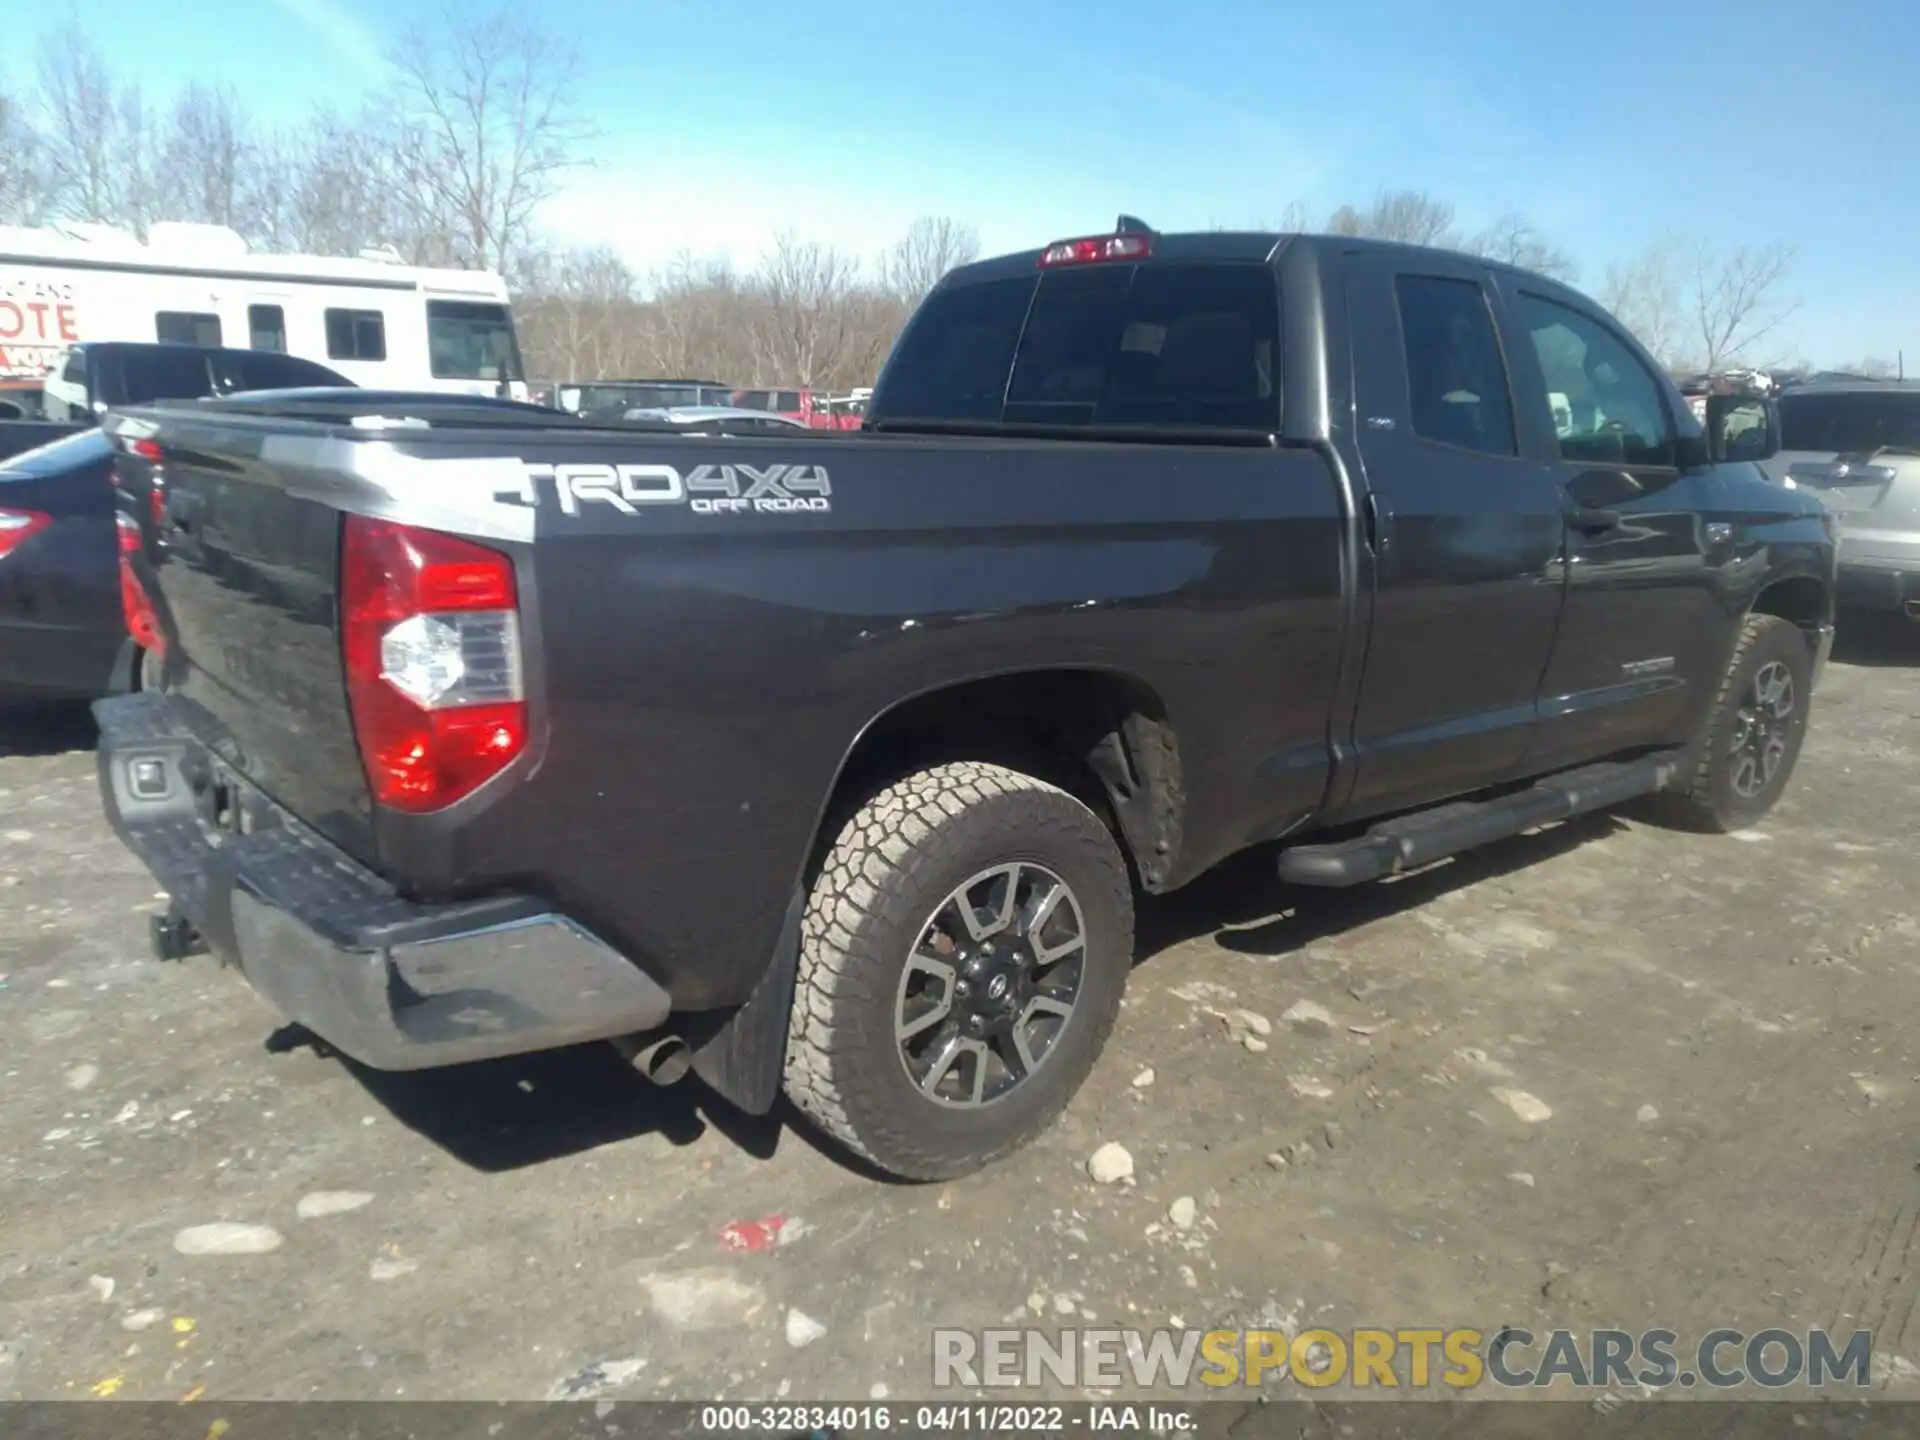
[1340,250,1566,817]
[1491,281,1722,771]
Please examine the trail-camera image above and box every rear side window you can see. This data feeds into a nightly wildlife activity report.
[873,264,1280,430]
[1394,275,1517,457]
[156,311,222,346]
[775,390,803,411]
[325,308,387,362]
[1779,391,1920,453]
[122,349,215,403]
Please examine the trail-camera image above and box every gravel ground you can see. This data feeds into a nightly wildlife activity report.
[1,618,1917,1406]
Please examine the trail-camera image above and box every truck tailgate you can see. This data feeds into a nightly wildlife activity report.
[119,420,381,861]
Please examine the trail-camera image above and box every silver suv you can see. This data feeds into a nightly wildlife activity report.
[1763,383,1920,619]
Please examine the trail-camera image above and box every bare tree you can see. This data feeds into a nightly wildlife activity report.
[1600,240,1686,369]
[881,216,980,306]
[748,232,863,387]
[34,24,155,230]
[1275,198,1315,232]
[1320,190,1460,245]
[514,244,639,380]
[153,84,254,230]
[246,107,412,258]
[383,4,595,274]
[1463,212,1578,281]
[1690,241,1797,372]
[0,88,51,224]
[1363,189,1458,246]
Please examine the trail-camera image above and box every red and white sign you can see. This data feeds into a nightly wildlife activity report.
[0,272,83,378]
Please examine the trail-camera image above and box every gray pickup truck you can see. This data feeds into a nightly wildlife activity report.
[91,222,1837,1180]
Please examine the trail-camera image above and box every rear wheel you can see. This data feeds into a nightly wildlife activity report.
[783,761,1134,1180]
[1655,614,1812,832]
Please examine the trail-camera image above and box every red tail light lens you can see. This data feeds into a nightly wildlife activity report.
[114,514,165,654]
[1038,233,1152,268]
[340,516,526,814]
[0,508,52,560]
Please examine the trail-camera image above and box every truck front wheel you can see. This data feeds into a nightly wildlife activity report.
[1656,613,1814,832]
[783,761,1134,1181]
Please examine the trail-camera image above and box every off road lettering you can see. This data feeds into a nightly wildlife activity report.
[513,461,832,516]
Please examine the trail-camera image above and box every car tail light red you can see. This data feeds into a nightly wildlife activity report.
[114,513,165,655]
[1037,233,1152,268]
[340,516,526,814]
[0,508,52,560]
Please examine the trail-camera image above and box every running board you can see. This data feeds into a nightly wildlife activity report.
[1278,750,1688,888]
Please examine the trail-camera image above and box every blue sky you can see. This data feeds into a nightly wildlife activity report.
[12,0,1919,365]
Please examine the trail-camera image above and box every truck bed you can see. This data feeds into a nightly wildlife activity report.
[108,403,1352,1011]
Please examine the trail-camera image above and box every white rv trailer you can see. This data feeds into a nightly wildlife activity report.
[0,221,527,399]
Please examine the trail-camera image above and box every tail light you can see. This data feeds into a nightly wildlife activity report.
[340,516,526,814]
[0,508,52,560]
[115,513,165,655]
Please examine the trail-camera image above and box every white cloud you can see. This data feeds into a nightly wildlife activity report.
[266,0,389,80]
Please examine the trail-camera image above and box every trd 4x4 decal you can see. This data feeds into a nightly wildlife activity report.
[496,461,833,517]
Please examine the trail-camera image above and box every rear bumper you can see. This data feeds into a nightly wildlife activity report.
[93,692,671,1070]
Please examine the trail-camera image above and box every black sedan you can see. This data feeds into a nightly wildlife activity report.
[0,428,137,705]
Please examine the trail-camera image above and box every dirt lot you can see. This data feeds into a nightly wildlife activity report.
[2,620,1917,1407]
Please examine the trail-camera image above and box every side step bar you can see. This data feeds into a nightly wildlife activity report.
[1278,749,1688,888]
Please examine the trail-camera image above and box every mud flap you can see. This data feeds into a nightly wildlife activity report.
[689,888,803,1114]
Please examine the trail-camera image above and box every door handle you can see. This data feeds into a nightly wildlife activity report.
[1567,505,1622,534]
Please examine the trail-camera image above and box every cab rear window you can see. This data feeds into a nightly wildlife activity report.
[1780,391,1920,453]
[871,262,1280,431]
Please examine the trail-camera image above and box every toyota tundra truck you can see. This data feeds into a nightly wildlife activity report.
[93,221,1838,1181]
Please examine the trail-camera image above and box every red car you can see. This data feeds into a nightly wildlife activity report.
[730,387,863,430]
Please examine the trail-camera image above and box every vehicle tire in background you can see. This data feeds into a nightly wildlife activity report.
[783,761,1134,1181]
[1654,614,1813,833]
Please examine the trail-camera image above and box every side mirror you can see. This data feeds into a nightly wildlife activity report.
[1705,393,1780,463]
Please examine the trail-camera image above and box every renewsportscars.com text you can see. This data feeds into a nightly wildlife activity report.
[931,1326,1873,1391]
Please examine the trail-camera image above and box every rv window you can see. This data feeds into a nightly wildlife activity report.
[156,311,223,347]
[325,308,387,362]
[426,301,523,382]
[249,305,287,353]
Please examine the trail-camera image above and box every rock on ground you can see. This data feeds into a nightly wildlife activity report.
[173,1223,284,1256]
[1087,1142,1134,1184]
[296,1191,375,1220]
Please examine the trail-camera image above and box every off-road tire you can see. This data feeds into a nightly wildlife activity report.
[1654,613,1813,832]
[782,761,1134,1181]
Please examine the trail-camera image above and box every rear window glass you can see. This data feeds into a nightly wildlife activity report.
[218,352,348,393]
[872,263,1279,430]
[0,427,110,478]
[1780,391,1920,453]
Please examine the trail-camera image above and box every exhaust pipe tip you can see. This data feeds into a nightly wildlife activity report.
[614,1033,692,1087]
[1904,599,1920,620]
